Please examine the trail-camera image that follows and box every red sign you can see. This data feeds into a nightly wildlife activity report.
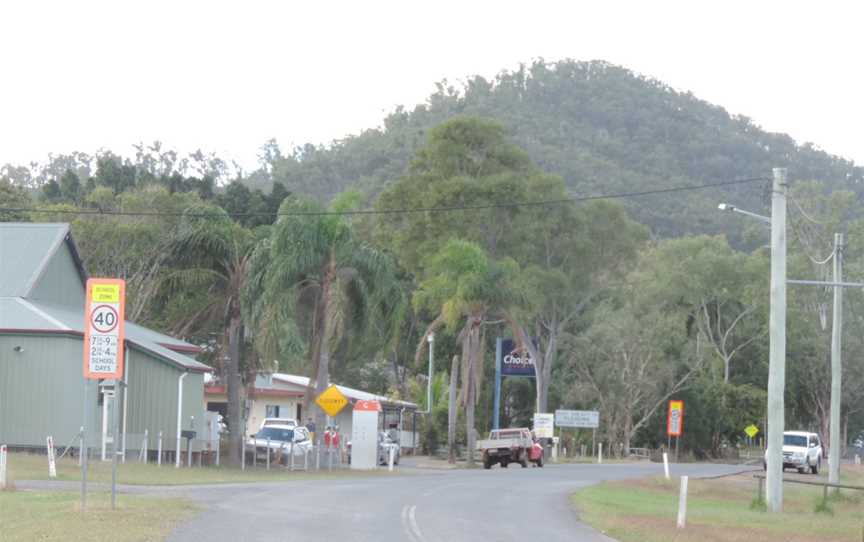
[667,400,684,437]
[83,279,126,380]
[353,400,381,412]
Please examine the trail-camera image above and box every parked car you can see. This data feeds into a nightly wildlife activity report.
[247,424,312,465]
[477,428,543,469]
[259,417,297,430]
[763,431,822,474]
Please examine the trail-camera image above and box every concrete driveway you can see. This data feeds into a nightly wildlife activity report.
[164,461,751,542]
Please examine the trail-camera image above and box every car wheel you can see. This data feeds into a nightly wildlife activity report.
[521,457,529,468]
[483,456,492,470]
[811,459,819,475]
[501,460,509,468]
[763,461,767,471]
[537,455,544,468]
[797,466,806,474]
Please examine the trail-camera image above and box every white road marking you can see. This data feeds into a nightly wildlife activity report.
[401,504,420,542]
[408,505,425,542]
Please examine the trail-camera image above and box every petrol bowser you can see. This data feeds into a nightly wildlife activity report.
[350,400,381,470]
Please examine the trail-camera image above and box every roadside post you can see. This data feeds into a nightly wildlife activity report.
[47,436,57,478]
[157,431,163,466]
[82,278,126,511]
[266,437,271,470]
[663,452,670,480]
[0,444,7,489]
[677,476,689,528]
[598,443,603,464]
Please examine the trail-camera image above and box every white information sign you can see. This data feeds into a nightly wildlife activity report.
[533,413,555,439]
[555,409,600,428]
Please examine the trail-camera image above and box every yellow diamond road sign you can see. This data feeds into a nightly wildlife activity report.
[315,385,349,417]
[744,425,759,438]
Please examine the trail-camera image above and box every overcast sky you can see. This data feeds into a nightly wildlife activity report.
[1,0,861,172]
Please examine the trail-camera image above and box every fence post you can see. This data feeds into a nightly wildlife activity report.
[757,476,764,502]
[677,476,689,529]
[141,430,149,463]
[215,437,220,467]
[598,443,603,464]
[78,427,84,467]
[186,437,192,468]
[157,431,163,466]
[1,444,7,489]
[266,438,271,471]
[47,436,57,479]
[288,440,294,472]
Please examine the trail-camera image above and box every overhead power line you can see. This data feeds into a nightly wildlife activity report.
[0,177,769,219]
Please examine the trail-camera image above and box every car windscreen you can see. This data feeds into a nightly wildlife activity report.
[256,427,294,442]
[783,435,808,447]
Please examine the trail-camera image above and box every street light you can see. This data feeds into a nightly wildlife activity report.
[717,168,787,513]
[426,332,434,414]
[717,203,771,224]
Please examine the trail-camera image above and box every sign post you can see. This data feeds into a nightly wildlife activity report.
[82,278,126,511]
[667,400,684,462]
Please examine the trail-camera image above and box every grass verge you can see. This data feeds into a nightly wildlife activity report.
[7,452,397,485]
[572,465,864,542]
[0,490,195,542]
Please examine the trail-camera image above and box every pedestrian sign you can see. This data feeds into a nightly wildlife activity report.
[744,425,759,438]
[83,278,126,380]
[315,385,349,417]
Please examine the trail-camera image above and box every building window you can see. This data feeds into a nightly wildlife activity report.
[266,405,281,418]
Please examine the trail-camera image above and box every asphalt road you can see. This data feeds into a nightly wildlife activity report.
[164,461,752,542]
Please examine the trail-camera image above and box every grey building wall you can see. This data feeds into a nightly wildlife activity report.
[0,334,203,452]
[0,334,98,448]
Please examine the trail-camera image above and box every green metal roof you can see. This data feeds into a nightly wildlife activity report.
[0,223,80,297]
[0,222,209,373]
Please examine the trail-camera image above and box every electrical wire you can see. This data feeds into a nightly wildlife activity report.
[0,176,769,218]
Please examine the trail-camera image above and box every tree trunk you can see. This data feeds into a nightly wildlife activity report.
[226,317,244,466]
[313,254,337,461]
[447,354,458,464]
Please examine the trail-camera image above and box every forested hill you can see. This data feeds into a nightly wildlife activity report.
[258,59,862,239]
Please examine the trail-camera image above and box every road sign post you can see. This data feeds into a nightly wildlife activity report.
[81,278,126,512]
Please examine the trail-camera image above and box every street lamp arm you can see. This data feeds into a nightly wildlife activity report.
[718,203,770,224]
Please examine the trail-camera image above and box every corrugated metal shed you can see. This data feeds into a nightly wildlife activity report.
[0,222,210,452]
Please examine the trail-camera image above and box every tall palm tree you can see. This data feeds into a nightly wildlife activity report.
[414,239,521,465]
[244,194,400,450]
[162,206,255,466]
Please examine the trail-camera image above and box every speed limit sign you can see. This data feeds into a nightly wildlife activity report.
[83,279,126,380]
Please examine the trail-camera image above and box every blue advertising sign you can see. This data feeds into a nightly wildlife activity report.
[501,339,536,378]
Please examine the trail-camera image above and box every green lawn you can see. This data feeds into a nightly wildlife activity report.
[6,452,394,485]
[572,466,864,542]
[0,490,196,542]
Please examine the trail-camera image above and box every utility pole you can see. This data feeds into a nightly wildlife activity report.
[829,233,843,486]
[766,167,787,513]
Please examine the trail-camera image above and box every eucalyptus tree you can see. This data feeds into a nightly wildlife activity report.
[244,193,402,450]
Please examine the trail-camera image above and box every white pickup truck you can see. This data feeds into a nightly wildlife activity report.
[764,431,823,474]
[477,428,543,469]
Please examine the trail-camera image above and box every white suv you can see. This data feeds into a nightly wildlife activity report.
[764,431,823,474]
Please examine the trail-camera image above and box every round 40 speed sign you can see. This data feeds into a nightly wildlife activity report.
[83,279,126,380]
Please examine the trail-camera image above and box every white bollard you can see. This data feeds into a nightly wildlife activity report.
[141,430,149,463]
[677,476,689,529]
[157,431,163,466]
[0,444,7,489]
[856,455,861,465]
[47,436,57,478]
[663,452,670,480]
[388,447,395,472]
[598,443,603,464]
